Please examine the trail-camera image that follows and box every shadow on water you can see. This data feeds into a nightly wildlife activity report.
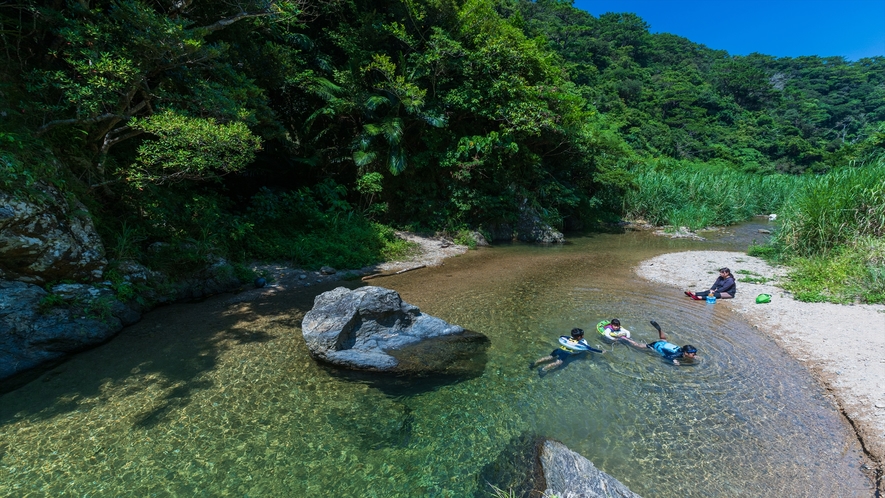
[0,284,319,428]
[474,432,544,498]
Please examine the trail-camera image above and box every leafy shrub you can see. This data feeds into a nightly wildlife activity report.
[230,185,416,269]
[453,229,478,249]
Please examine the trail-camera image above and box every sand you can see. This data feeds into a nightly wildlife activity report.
[636,250,885,482]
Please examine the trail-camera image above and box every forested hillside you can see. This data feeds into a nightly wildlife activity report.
[1,0,883,276]
[514,1,885,173]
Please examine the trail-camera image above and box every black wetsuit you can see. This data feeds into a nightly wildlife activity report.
[706,275,736,297]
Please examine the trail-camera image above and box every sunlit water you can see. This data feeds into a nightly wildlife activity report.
[0,227,873,497]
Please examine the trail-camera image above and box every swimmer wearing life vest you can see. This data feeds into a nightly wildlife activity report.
[622,321,698,365]
[531,328,604,373]
[597,318,631,342]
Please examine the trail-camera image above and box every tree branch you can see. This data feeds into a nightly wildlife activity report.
[199,11,272,34]
[36,113,124,136]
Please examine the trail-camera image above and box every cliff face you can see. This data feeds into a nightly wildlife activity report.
[0,184,107,285]
[0,187,243,383]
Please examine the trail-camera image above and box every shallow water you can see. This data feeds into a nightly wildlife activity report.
[0,227,873,497]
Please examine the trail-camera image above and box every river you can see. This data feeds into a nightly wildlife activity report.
[0,224,874,496]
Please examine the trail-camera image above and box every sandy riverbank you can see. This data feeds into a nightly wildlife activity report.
[636,250,885,486]
[223,232,469,306]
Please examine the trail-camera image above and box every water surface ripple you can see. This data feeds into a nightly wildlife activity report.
[0,229,872,497]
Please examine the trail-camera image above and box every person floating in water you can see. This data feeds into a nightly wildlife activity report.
[622,321,698,365]
[685,267,736,300]
[597,318,631,342]
[531,328,604,373]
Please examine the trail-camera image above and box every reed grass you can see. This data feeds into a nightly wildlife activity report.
[775,162,885,257]
[623,160,801,229]
[761,159,885,303]
[626,156,885,304]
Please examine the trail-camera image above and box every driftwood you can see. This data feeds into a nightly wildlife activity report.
[361,265,426,281]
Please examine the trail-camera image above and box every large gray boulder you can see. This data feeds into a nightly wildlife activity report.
[0,280,139,380]
[301,286,486,374]
[0,185,107,284]
[537,439,641,498]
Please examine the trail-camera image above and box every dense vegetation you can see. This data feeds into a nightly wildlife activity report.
[1,0,883,302]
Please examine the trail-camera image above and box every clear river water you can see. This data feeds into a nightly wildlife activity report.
[0,224,874,497]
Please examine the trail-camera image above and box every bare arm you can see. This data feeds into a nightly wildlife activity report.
[620,337,645,349]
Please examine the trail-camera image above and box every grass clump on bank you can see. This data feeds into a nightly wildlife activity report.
[750,160,885,304]
[623,159,803,230]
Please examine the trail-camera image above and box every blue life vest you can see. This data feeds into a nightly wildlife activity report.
[652,341,682,359]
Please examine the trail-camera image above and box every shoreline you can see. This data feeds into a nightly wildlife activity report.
[221,232,469,307]
[636,250,885,490]
[223,235,884,489]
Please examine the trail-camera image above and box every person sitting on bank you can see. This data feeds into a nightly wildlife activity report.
[622,321,698,366]
[685,267,736,300]
[598,318,631,342]
[531,328,604,373]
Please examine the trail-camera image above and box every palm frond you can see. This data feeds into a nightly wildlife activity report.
[388,145,406,175]
[353,150,376,167]
[382,118,403,145]
[365,95,390,111]
[309,77,342,101]
[422,113,447,128]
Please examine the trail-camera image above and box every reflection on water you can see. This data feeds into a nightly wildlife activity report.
[0,228,873,497]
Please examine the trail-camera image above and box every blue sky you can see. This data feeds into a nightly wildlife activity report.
[572,0,885,60]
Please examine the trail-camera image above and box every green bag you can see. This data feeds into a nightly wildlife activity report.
[755,293,771,304]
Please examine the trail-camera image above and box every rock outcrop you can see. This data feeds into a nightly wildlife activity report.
[301,286,488,374]
[0,280,138,380]
[516,203,564,244]
[536,439,641,498]
[0,256,248,382]
[483,223,515,242]
[0,184,107,284]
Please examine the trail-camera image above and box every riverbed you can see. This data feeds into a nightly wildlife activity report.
[0,227,875,496]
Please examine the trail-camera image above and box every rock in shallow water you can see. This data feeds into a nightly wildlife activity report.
[301,286,488,374]
[538,439,642,498]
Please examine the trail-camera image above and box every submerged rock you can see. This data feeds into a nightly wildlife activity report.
[537,439,641,498]
[301,286,488,374]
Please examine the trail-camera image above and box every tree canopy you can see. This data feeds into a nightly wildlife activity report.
[1,0,882,267]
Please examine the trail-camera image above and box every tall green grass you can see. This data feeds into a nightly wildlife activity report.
[774,162,885,256]
[763,160,885,303]
[623,160,802,230]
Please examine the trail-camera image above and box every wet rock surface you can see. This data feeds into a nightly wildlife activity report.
[516,204,565,243]
[536,439,642,498]
[0,184,107,284]
[0,281,128,380]
[301,286,487,374]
